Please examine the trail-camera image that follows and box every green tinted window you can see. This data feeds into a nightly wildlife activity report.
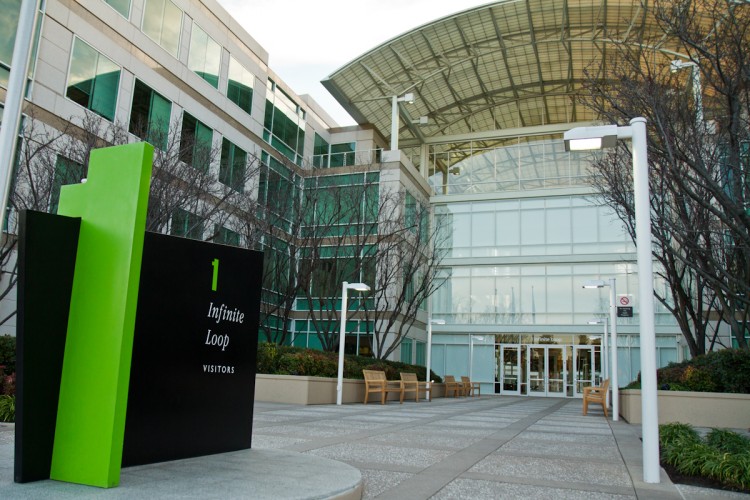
[220,138,246,192]
[227,56,253,114]
[129,79,171,149]
[104,0,130,17]
[215,225,240,246]
[263,80,305,165]
[66,38,121,121]
[142,0,182,58]
[180,112,213,172]
[313,133,329,168]
[188,24,221,88]
[0,0,21,73]
[170,209,203,240]
[50,156,85,214]
[330,142,355,167]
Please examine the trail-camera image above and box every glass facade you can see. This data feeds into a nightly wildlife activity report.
[179,112,213,172]
[104,0,130,17]
[49,156,84,214]
[215,225,240,246]
[257,152,298,232]
[219,138,246,192]
[435,196,635,258]
[0,0,21,87]
[263,79,305,165]
[66,38,120,121]
[142,0,181,58]
[312,133,329,168]
[129,79,171,150]
[429,136,600,196]
[188,23,221,88]
[170,208,203,240]
[227,56,253,114]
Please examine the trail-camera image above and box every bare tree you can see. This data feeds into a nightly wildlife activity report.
[579,0,750,354]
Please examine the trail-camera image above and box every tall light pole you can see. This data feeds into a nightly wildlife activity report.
[390,92,414,152]
[566,118,660,484]
[670,59,703,128]
[0,0,40,230]
[337,281,370,405]
[583,279,618,421]
[426,318,444,401]
[587,317,609,386]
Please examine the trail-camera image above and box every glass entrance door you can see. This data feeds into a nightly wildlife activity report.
[499,345,521,395]
[526,345,567,397]
[573,346,597,397]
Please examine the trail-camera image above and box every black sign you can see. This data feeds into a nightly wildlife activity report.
[617,306,634,318]
[122,232,263,466]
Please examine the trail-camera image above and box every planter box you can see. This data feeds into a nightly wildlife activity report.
[619,389,750,428]
[255,374,444,405]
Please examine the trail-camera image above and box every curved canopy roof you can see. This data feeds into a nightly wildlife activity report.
[322,0,676,148]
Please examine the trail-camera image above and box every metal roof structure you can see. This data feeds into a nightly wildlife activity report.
[322,0,676,151]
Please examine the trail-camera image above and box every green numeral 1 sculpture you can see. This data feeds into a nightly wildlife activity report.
[49,142,153,487]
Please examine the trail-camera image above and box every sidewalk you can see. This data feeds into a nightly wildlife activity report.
[0,395,748,499]
[252,395,747,499]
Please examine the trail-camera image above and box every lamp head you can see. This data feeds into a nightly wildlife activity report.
[582,279,607,289]
[564,125,619,151]
[347,282,371,292]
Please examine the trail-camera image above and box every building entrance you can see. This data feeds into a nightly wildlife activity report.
[494,340,600,398]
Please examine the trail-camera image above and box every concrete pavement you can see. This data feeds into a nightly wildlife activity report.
[1,395,749,498]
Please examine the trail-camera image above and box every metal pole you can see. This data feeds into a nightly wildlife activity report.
[603,317,609,406]
[630,116,660,483]
[609,278,618,421]
[336,282,349,406]
[426,320,432,401]
[390,95,399,151]
[0,0,39,229]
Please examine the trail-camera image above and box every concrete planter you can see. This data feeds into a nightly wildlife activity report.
[254,374,443,405]
[619,389,750,428]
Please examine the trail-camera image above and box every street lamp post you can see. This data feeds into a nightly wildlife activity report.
[390,93,415,152]
[583,279,618,421]
[337,281,371,406]
[587,317,609,388]
[566,118,660,484]
[670,59,703,128]
[426,318,444,401]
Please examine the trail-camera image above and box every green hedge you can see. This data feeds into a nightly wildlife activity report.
[256,343,442,383]
[660,422,750,491]
[0,335,15,375]
[628,349,750,393]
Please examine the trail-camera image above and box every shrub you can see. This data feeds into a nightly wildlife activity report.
[0,335,15,375]
[0,395,14,422]
[255,342,442,383]
[636,349,750,393]
[706,428,750,455]
[660,423,750,491]
[1,373,15,396]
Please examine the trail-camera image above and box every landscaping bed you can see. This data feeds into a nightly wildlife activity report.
[660,423,750,494]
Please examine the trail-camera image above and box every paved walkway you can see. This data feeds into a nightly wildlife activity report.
[1,395,748,499]
[253,395,748,499]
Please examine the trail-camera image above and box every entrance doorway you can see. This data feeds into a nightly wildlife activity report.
[572,345,598,397]
[496,345,521,395]
[526,345,566,397]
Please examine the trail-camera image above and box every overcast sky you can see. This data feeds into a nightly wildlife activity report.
[215,0,493,126]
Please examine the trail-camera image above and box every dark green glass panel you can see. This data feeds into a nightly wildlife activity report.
[220,138,246,192]
[0,0,21,69]
[227,57,253,114]
[189,24,220,89]
[50,156,85,214]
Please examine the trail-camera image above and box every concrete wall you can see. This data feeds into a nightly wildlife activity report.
[619,390,750,428]
[254,374,445,405]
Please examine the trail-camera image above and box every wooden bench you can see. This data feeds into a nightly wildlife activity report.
[363,369,403,404]
[444,375,463,397]
[582,378,610,417]
[461,376,481,397]
[400,372,431,402]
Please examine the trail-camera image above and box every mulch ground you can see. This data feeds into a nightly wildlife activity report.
[662,462,750,495]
